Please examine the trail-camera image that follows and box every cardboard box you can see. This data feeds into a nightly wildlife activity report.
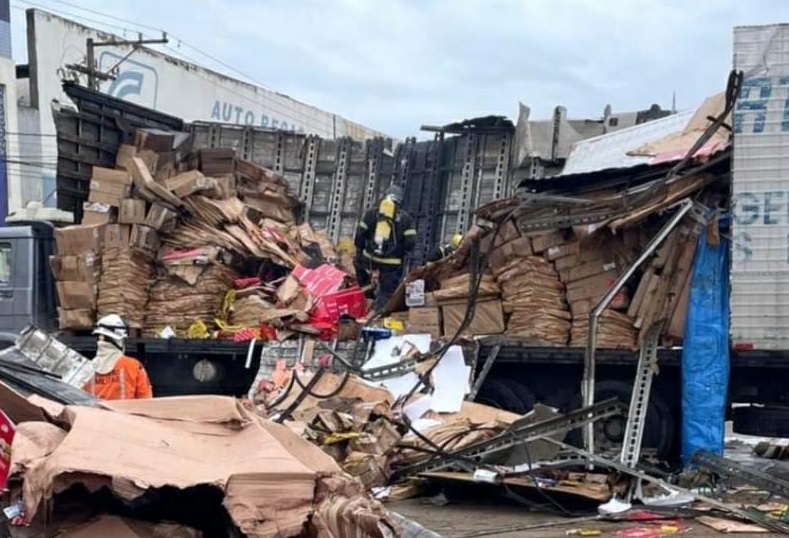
[145,203,178,232]
[554,254,580,272]
[49,254,101,282]
[89,167,133,206]
[55,224,104,255]
[58,308,95,330]
[115,144,138,170]
[56,281,97,310]
[565,270,618,304]
[118,199,147,225]
[130,225,160,253]
[492,220,521,248]
[560,260,617,284]
[104,224,132,249]
[545,241,581,261]
[409,307,441,328]
[81,202,113,225]
[165,170,209,198]
[442,299,505,336]
[135,129,175,153]
[214,175,237,199]
[489,236,533,269]
[531,231,566,254]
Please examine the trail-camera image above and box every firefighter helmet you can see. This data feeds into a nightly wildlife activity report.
[93,314,129,346]
[385,185,405,205]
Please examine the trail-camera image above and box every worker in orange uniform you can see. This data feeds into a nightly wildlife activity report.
[83,314,153,400]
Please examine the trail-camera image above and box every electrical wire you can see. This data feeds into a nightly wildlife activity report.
[39,0,266,87]
[398,198,530,409]
[18,0,335,128]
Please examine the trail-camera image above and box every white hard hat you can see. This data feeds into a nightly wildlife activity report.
[93,314,128,345]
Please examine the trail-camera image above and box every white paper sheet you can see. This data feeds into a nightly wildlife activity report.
[429,346,471,413]
[403,396,434,422]
[362,334,432,370]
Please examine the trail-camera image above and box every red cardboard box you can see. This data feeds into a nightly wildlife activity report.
[312,287,367,323]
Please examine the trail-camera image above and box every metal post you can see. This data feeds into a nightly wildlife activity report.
[299,136,318,221]
[86,38,96,90]
[582,198,694,456]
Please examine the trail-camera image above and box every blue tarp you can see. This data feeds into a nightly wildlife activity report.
[681,218,730,464]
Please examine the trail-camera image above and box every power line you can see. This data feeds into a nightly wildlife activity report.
[12,1,148,36]
[16,0,349,134]
[28,0,265,87]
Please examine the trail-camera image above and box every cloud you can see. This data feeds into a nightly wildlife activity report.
[11,0,789,137]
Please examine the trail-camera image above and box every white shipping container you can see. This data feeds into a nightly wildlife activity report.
[732,24,789,350]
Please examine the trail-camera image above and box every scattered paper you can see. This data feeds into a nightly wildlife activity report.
[403,396,434,422]
[409,418,443,433]
[363,334,432,370]
[429,346,471,413]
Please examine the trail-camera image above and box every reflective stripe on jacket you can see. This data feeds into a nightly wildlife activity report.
[84,356,153,400]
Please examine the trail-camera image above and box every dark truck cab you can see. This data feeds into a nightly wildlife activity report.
[0,221,262,397]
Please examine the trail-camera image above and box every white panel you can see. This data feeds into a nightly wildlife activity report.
[732,24,789,349]
[28,10,387,141]
[561,110,693,176]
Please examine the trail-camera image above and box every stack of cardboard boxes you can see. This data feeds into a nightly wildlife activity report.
[50,126,353,338]
[52,225,104,329]
[403,213,696,350]
[407,274,506,339]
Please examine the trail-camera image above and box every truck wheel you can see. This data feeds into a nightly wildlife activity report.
[565,380,674,459]
[498,379,536,413]
[475,378,530,414]
[733,405,789,437]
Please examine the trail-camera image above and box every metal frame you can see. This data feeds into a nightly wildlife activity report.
[273,132,286,175]
[362,138,382,211]
[494,132,511,199]
[582,198,694,455]
[392,398,624,481]
[545,439,789,535]
[620,322,663,468]
[299,135,319,215]
[327,138,350,243]
[455,133,478,234]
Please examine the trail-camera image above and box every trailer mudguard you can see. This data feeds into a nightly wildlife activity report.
[681,215,730,464]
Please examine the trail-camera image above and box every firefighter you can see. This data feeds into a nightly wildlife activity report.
[427,233,463,263]
[354,185,417,311]
[83,314,153,400]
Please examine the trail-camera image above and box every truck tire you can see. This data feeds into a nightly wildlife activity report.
[565,380,674,459]
[733,405,789,437]
[475,378,530,414]
[498,378,536,413]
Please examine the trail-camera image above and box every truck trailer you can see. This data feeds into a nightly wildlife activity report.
[2,24,789,462]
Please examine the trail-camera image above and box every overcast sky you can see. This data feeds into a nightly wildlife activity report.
[10,0,789,137]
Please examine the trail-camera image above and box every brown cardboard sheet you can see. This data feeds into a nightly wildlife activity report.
[18,397,363,536]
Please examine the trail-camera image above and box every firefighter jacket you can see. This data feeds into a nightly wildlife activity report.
[83,355,153,400]
[426,243,456,262]
[354,207,417,265]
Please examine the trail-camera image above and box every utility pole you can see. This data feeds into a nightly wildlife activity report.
[66,33,168,91]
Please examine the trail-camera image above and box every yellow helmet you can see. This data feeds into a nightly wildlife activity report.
[450,234,463,249]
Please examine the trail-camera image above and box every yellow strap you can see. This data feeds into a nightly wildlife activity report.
[358,221,368,230]
[404,229,417,236]
[362,251,402,265]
